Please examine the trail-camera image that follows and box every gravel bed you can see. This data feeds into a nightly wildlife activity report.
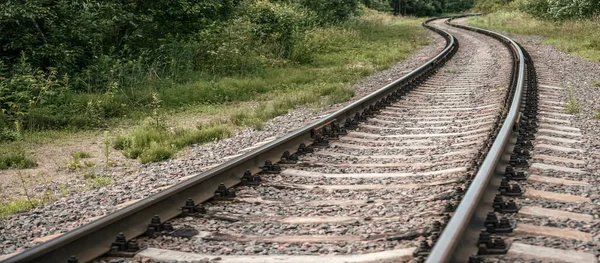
[168,217,435,237]
[140,237,420,256]
[261,173,465,186]
[513,198,595,214]
[204,198,448,218]
[505,214,598,233]
[252,184,458,202]
[291,163,470,174]
[356,124,494,135]
[521,181,589,197]
[530,166,592,181]
[508,236,594,253]
[323,144,479,156]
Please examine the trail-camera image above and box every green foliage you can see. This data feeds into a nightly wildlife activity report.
[0,150,36,170]
[85,175,114,190]
[565,86,581,114]
[478,0,600,20]
[592,80,600,87]
[469,11,600,62]
[0,197,42,217]
[474,0,516,13]
[104,131,111,165]
[246,1,317,59]
[516,0,599,20]
[0,56,69,131]
[0,0,365,138]
[299,0,362,24]
[70,151,90,159]
[362,0,394,11]
[387,0,474,16]
[115,123,232,163]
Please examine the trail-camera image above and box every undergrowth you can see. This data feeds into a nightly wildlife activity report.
[0,150,36,170]
[0,198,43,217]
[565,86,581,114]
[469,11,600,62]
[2,11,428,165]
[115,123,233,163]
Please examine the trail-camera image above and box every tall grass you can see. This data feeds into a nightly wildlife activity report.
[469,11,600,62]
[0,150,36,170]
[2,12,429,165]
[110,12,428,163]
[114,124,233,163]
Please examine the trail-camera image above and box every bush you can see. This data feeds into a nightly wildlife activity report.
[246,1,317,60]
[513,0,600,20]
[300,0,362,24]
[0,151,36,170]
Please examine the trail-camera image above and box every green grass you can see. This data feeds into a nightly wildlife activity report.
[565,86,581,114]
[110,12,429,163]
[592,80,600,88]
[0,198,43,217]
[115,123,233,163]
[468,11,600,62]
[0,150,36,170]
[85,176,114,190]
[70,151,90,159]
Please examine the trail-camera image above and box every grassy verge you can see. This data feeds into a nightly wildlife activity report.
[1,12,430,165]
[468,11,600,62]
[1,12,430,167]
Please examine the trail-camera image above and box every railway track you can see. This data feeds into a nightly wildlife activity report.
[2,15,596,263]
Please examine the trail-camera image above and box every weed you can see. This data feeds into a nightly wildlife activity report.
[103,130,111,166]
[59,183,71,197]
[67,152,94,171]
[565,86,581,114]
[0,198,42,217]
[0,150,36,170]
[115,123,232,163]
[66,157,82,171]
[150,92,163,129]
[15,171,36,208]
[594,110,600,119]
[70,151,90,159]
[592,80,600,88]
[469,11,600,62]
[85,175,113,190]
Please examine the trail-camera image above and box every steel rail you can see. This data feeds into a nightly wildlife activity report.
[3,18,458,263]
[426,16,527,263]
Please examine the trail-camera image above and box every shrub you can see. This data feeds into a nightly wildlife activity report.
[246,1,317,60]
[300,0,362,24]
[0,151,36,170]
[514,0,600,20]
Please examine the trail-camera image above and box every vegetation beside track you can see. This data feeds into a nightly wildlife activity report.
[468,11,600,62]
[0,0,474,216]
[0,10,430,168]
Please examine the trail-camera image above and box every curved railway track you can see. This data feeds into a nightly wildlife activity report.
[2,15,595,263]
